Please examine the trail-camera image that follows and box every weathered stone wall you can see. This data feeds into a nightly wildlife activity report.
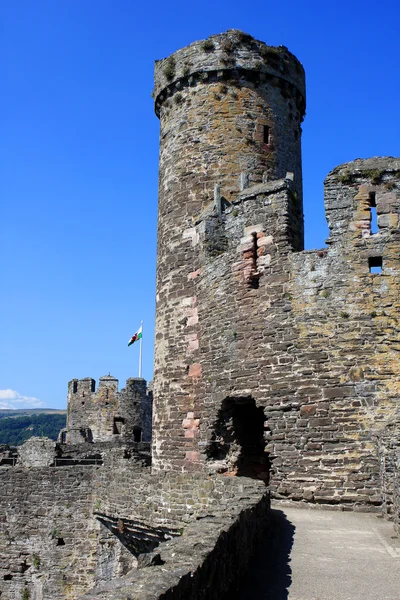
[142,384,153,443]
[378,418,400,531]
[0,467,100,600]
[64,376,150,444]
[152,27,400,513]
[94,470,265,527]
[0,456,151,600]
[0,455,268,600]
[271,158,400,505]
[17,437,56,467]
[394,455,400,534]
[80,478,269,600]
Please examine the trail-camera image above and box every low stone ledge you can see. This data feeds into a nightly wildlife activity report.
[80,478,269,600]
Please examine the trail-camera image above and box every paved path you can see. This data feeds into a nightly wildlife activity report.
[235,504,400,600]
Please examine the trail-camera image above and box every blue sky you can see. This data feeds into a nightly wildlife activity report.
[1,0,399,409]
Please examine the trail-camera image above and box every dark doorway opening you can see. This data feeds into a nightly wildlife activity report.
[113,418,125,435]
[132,427,142,442]
[206,396,269,481]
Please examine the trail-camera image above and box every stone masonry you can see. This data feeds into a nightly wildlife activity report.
[60,376,152,444]
[1,29,399,600]
[152,30,400,511]
[153,29,305,474]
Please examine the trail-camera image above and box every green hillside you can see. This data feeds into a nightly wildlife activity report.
[0,412,67,446]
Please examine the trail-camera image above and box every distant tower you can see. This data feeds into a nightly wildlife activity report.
[152,30,306,471]
[60,376,152,444]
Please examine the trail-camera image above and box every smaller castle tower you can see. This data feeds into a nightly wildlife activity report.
[59,375,152,444]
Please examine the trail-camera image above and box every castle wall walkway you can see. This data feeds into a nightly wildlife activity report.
[236,504,400,600]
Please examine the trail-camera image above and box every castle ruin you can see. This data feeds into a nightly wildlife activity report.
[1,30,399,600]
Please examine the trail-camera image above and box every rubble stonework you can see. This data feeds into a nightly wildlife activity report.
[1,30,400,600]
[152,30,400,509]
[60,376,152,444]
[0,465,268,599]
[378,419,400,532]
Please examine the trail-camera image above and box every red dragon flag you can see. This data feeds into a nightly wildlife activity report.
[128,325,143,347]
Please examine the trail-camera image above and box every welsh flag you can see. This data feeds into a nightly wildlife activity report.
[128,325,142,347]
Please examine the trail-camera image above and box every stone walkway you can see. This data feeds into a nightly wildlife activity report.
[235,504,400,600]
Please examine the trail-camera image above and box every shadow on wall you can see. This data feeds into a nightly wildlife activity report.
[233,509,295,600]
[206,396,270,481]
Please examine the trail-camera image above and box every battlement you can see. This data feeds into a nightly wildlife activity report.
[63,375,152,444]
[68,377,95,395]
[324,157,400,250]
[153,30,305,117]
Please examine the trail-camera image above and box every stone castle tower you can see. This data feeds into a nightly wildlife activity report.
[0,30,399,600]
[60,375,152,444]
[152,30,306,472]
[152,30,400,506]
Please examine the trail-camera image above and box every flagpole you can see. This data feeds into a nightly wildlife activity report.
[138,321,143,378]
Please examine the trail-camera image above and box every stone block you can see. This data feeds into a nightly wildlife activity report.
[378,213,399,228]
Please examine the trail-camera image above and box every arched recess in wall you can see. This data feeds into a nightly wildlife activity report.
[205,396,269,481]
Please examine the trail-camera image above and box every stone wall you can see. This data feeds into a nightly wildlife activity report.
[17,437,56,467]
[93,470,266,527]
[80,478,269,600]
[0,467,100,600]
[394,455,400,534]
[152,28,400,514]
[0,455,268,599]
[378,418,400,531]
[64,376,151,444]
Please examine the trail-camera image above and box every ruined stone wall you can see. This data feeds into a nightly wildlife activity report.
[0,456,151,600]
[142,384,153,443]
[0,467,100,600]
[270,158,400,504]
[94,469,266,527]
[80,478,269,600]
[394,455,400,534]
[153,33,400,515]
[0,457,268,600]
[378,418,400,530]
[65,376,149,443]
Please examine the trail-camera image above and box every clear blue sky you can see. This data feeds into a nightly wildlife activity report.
[1,0,399,409]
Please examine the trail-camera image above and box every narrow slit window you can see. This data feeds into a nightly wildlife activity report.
[263,125,270,144]
[369,256,382,274]
[370,192,378,234]
[249,232,260,289]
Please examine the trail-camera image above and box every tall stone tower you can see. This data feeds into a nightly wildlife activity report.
[152,30,306,472]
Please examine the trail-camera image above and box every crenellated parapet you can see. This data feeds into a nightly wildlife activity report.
[61,375,152,444]
[153,29,305,118]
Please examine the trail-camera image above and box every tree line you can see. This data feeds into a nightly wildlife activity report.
[0,414,66,446]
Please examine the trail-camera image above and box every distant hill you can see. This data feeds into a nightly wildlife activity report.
[0,408,66,419]
[0,409,67,446]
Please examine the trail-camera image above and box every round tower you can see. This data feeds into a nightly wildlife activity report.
[152,30,306,471]
[154,29,305,217]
